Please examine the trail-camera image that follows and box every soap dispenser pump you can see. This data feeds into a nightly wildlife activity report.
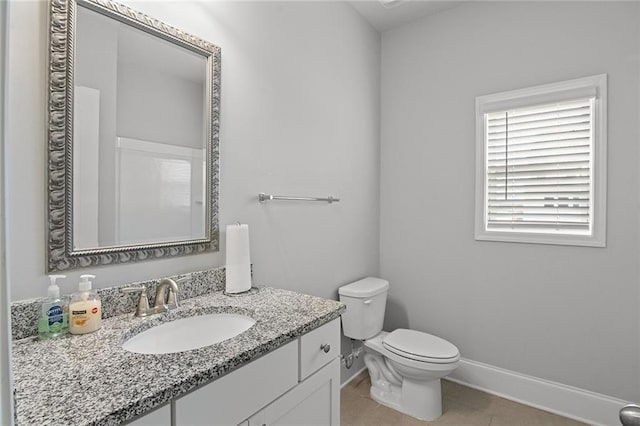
[69,274,102,335]
[38,274,68,339]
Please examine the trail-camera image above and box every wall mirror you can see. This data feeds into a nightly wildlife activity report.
[47,0,220,272]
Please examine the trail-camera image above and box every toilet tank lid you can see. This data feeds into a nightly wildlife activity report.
[339,277,389,298]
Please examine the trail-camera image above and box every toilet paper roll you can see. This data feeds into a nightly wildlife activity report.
[225,224,252,294]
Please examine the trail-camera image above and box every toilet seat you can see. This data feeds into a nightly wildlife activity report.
[382,329,459,364]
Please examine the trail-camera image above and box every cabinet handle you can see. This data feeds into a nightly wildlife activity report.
[320,343,331,353]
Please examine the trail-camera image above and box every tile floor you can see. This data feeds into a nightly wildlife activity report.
[341,372,587,426]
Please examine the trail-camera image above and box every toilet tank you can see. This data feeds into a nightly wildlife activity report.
[338,277,389,340]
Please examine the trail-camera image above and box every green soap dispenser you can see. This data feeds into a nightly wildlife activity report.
[38,274,68,339]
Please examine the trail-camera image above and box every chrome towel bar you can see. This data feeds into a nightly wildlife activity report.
[258,193,340,204]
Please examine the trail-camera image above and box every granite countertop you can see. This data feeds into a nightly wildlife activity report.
[12,286,345,426]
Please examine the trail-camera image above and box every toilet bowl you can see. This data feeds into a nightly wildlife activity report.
[338,277,460,421]
[364,331,459,420]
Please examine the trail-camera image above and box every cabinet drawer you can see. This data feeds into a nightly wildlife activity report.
[299,318,340,380]
[175,340,298,425]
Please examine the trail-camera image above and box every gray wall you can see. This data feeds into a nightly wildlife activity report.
[6,0,380,352]
[116,63,205,149]
[380,1,640,401]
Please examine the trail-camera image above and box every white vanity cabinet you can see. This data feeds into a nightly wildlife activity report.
[248,358,340,426]
[173,318,341,426]
[127,404,171,426]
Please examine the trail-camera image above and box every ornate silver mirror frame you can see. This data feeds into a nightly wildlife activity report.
[47,0,220,272]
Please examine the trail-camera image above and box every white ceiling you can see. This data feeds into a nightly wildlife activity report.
[347,0,465,32]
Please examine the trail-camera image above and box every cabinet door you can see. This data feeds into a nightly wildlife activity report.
[175,341,298,426]
[259,358,340,426]
[126,404,171,426]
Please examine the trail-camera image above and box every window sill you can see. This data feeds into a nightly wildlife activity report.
[474,230,606,247]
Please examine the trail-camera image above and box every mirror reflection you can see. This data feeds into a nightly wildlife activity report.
[72,4,208,249]
[47,0,220,272]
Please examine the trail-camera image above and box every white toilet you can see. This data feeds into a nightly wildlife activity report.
[339,277,460,421]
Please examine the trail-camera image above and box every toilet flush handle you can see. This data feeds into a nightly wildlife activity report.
[363,299,372,306]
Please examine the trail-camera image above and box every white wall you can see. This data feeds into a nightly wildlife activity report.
[380,1,640,402]
[6,0,380,315]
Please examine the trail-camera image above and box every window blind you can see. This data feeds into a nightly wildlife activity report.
[485,99,593,234]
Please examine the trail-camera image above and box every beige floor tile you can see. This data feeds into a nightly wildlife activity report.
[398,415,430,426]
[342,373,584,426]
[443,382,501,415]
[367,404,408,426]
[341,389,382,425]
[490,398,586,426]
[435,397,493,426]
[441,379,458,397]
[489,414,585,426]
[350,374,373,398]
[344,371,368,389]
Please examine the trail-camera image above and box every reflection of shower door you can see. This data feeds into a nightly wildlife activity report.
[115,137,204,246]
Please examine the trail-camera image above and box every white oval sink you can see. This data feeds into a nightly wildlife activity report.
[122,313,256,354]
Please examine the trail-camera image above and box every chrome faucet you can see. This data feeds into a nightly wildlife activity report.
[122,277,184,317]
[154,278,180,311]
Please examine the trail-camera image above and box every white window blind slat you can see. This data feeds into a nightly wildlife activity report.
[488,185,590,194]
[484,98,593,233]
[488,195,588,202]
[487,131,591,147]
[487,105,590,126]
[488,206,589,214]
[487,153,590,168]
[487,161,589,174]
[488,215,588,224]
[488,170,589,181]
[487,222,590,230]
[487,113,590,134]
[488,145,589,161]
[489,178,590,188]
[487,122,590,141]
[488,138,589,154]
[488,199,589,207]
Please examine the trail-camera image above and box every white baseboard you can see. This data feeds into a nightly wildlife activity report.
[340,365,368,389]
[448,358,630,426]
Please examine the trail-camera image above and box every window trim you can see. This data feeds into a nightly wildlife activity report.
[474,74,607,247]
